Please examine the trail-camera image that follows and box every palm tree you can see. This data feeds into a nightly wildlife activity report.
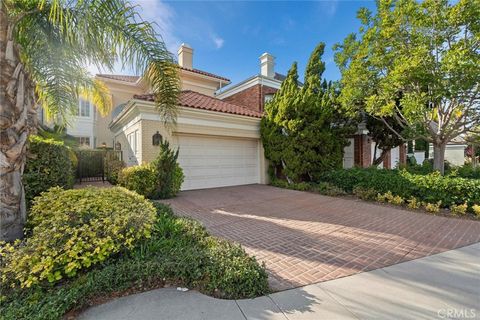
[0,0,179,241]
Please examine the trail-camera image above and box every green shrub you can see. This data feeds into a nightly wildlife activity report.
[0,187,155,289]
[23,135,75,205]
[320,168,480,207]
[118,164,157,197]
[271,179,345,196]
[456,164,480,179]
[353,186,377,201]
[0,203,269,319]
[314,182,346,196]
[104,154,125,185]
[151,140,183,199]
[271,179,311,191]
[171,164,185,197]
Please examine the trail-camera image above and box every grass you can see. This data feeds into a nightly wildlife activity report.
[0,203,269,320]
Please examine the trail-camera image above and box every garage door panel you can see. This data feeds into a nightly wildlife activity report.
[174,134,260,190]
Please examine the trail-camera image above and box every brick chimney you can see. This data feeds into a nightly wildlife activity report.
[178,43,193,69]
[260,53,275,78]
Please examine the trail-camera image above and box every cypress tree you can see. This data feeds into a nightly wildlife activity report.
[261,43,355,183]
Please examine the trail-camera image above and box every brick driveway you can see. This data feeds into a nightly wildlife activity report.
[165,185,480,291]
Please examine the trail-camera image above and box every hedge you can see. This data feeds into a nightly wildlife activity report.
[23,135,75,205]
[320,168,480,207]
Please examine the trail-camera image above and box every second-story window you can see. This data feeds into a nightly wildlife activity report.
[264,94,274,104]
[79,99,91,117]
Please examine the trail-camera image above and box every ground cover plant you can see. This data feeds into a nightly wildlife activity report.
[0,191,268,320]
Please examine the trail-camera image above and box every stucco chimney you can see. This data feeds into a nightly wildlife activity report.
[178,43,193,69]
[260,52,275,78]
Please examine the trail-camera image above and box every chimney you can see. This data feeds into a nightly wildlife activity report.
[178,43,193,69]
[260,52,275,78]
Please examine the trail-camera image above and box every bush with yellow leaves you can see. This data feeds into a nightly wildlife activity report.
[450,203,468,215]
[472,205,480,217]
[407,197,421,209]
[0,187,156,289]
[424,201,442,213]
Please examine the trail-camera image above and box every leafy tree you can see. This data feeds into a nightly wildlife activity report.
[366,115,404,166]
[0,0,180,241]
[334,0,480,175]
[261,43,355,183]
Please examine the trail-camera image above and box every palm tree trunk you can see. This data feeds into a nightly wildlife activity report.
[0,7,37,241]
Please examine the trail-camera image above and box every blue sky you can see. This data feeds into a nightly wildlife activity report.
[131,0,376,85]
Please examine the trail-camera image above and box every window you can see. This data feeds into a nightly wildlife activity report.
[78,99,91,117]
[127,130,139,154]
[264,94,274,104]
[77,136,91,147]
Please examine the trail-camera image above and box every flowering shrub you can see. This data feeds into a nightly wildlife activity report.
[0,187,155,289]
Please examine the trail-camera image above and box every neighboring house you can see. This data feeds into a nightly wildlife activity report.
[38,98,97,148]
[428,137,467,166]
[216,53,407,170]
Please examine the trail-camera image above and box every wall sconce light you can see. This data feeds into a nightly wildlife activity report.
[115,142,121,150]
[152,131,162,146]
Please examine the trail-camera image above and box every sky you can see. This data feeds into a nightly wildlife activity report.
[113,0,377,85]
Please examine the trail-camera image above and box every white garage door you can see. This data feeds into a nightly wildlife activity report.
[174,134,260,190]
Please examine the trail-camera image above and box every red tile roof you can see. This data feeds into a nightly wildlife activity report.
[97,67,229,83]
[134,90,262,118]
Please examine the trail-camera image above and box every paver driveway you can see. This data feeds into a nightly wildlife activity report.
[165,185,480,291]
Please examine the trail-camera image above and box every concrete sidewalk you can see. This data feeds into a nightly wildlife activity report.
[79,243,480,320]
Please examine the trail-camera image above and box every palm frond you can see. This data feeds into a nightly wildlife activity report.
[12,0,179,124]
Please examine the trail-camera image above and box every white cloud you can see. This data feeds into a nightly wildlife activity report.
[132,0,180,52]
[211,34,225,49]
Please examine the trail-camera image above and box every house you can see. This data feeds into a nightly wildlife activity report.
[38,98,99,148]
[428,137,467,166]
[38,44,414,191]
[107,44,268,190]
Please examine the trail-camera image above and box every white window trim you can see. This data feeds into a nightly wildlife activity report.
[78,99,92,118]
